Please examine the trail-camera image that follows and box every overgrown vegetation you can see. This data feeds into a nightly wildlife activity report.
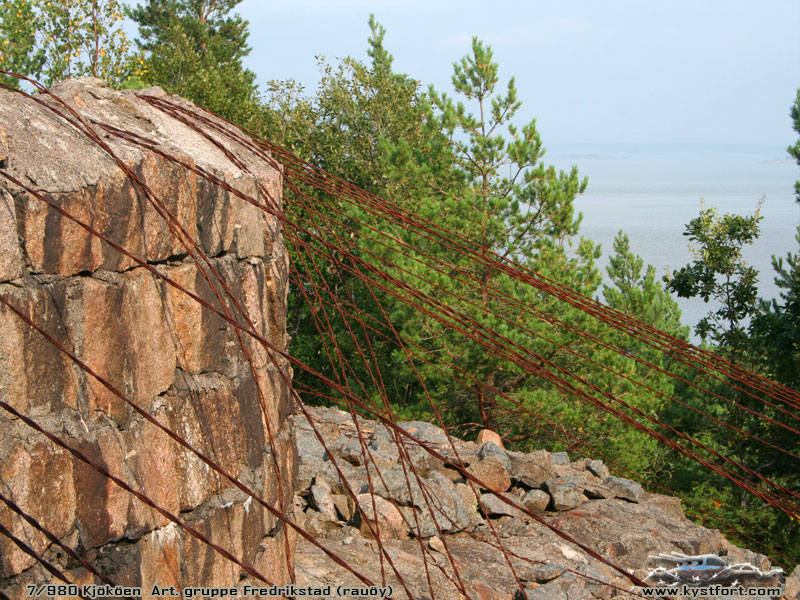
[1,1,797,564]
[0,0,137,88]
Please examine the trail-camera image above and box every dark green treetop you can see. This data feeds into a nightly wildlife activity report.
[129,0,261,124]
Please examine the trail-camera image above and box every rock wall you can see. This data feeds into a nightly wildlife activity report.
[0,79,295,595]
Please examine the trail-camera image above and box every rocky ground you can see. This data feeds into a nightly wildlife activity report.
[291,405,798,600]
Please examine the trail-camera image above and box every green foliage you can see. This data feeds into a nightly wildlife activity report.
[266,16,457,422]
[788,88,800,203]
[377,36,604,437]
[749,230,800,389]
[590,232,691,479]
[429,37,590,261]
[129,0,262,125]
[749,90,800,390]
[267,16,455,196]
[604,231,687,340]
[665,202,762,355]
[273,22,684,486]
[0,0,136,88]
[661,100,800,558]
[666,408,800,564]
[683,480,798,559]
[0,0,41,87]
[268,18,796,563]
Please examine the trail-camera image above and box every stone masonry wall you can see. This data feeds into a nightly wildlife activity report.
[0,79,295,596]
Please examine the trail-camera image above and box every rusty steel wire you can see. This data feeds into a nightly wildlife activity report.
[0,71,797,597]
[0,398,280,588]
[0,490,117,587]
[288,285,800,565]
[0,521,89,600]
[91,96,800,514]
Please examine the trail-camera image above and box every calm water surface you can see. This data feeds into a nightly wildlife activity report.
[547,146,800,340]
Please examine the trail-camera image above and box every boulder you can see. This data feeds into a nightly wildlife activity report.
[476,429,505,449]
[330,493,355,522]
[479,493,525,519]
[399,506,437,538]
[425,470,472,532]
[514,584,566,600]
[396,471,472,536]
[0,79,292,588]
[785,566,800,600]
[304,512,341,539]
[533,563,567,583]
[472,579,504,600]
[557,498,726,568]
[291,405,785,600]
[355,494,408,541]
[582,483,614,500]
[468,457,512,493]
[372,422,443,473]
[515,574,592,600]
[428,536,446,553]
[331,435,397,469]
[602,476,643,503]
[586,459,610,480]
[398,420,450,446]
[454,482,485,527]
[509,453,558,488]
[543,477,588,511]
[310,478,338,522]
[522,489,551,512]
[574,564,614,600]
[478,441,512,470]
[369,466,425,506]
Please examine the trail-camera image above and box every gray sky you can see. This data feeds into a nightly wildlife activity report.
[238,0,800,149]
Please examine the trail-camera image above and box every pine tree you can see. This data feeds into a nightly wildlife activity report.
[129,0,261,124]
[273,17,462,414]
[375,37,606,438]
[276,24,671,477]
[429,38,592,270]
[604,231,687,338]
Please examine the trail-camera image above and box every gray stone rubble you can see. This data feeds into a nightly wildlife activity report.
[292,405,796,600]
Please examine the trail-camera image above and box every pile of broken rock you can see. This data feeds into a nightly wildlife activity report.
[292,405,798,600]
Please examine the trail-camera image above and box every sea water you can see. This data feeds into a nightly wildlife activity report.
[547,144,800,341]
